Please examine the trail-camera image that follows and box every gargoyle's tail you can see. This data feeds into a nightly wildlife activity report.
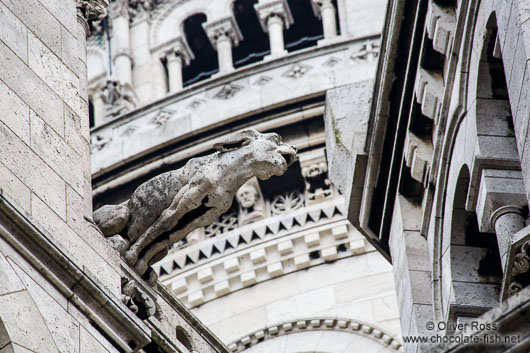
[93,203,130,238]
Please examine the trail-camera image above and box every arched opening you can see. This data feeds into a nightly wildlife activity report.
[232,0,270,67]
[283,0,329,52]
[447,165,502,332]
[182,14,219,86]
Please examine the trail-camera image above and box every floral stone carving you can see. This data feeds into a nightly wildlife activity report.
[93,130,297,280]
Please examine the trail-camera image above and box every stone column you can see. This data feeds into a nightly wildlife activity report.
[92,91,106,126]
[203,17,242,75]
[312,0,338,40]
[151,55,168,99]
[166,53,183,92]
[255,0,293,59]
[490,206,526,272]
[153,37,193,94]
[130,6,153,104]
[109,0,133,85]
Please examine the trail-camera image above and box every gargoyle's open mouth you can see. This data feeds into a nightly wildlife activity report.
[280,152,295,166]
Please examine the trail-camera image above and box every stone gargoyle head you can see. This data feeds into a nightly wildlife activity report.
[213,129,297,180]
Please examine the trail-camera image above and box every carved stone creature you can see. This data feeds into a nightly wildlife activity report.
[94,129,297,279]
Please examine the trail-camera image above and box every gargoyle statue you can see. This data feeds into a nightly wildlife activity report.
[94,129,297,280]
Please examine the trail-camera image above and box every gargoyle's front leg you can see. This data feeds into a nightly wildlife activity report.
[124,183,207,271]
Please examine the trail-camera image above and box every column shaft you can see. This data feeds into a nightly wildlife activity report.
[167,54,183,92]
[321,0,337,39]
[112,15,133,85]
[493,210,525,271]
[216,34,234,73]
[267,15,286,57]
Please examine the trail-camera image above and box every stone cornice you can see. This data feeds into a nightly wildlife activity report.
[0,189,150,352]
[227,317,403,352]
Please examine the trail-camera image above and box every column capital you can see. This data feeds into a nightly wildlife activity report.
[108,0,129,19]
[310,0,333,18]
[152,37,194,66]
[254,0,294,32]
[76,0,109,32]
[202,17,243,48]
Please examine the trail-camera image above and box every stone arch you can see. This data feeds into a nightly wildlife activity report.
[227,318,402,353]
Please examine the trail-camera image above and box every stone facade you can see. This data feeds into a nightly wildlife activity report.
[88,0,402,352]
[325,0,530,352]
[0,1,229,352]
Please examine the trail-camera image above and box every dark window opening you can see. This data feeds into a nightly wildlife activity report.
[232,0,270,67]
[284,0,325,52]
[182,14,219,86]
[89,99,95,128]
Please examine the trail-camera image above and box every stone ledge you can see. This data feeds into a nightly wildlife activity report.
[0,188,150,352]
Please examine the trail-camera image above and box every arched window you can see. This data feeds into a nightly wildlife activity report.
[176,326,194,351]
[232,0,270,67]
[182,14,219,86]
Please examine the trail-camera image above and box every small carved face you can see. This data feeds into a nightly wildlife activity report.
[214,130,297,180]
[237,184,259,208]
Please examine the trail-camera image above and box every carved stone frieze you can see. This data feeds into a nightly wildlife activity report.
[271,191,304,215]
[205,212,239,238]
[151,110,174,126]
[91,134,113,151]
[299,149,334,205]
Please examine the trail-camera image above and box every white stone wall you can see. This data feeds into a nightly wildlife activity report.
[192,251,401,345]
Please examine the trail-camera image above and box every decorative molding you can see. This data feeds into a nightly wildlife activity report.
[253,75,273,86]
[227,317,403,352]
[154,198,373,307]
